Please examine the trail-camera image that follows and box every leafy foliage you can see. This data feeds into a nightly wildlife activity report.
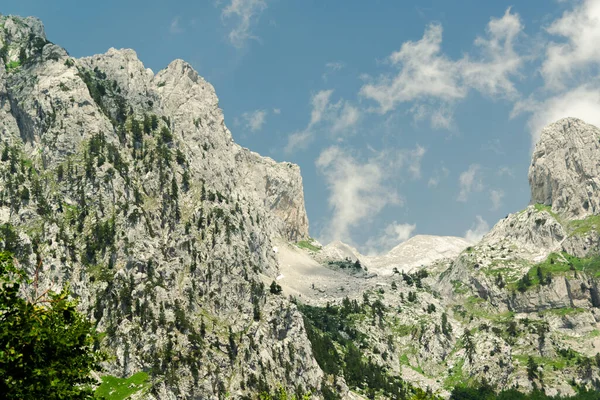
[0,251,105,399]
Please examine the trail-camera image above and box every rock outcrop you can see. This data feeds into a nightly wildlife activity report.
[529,117,600,219]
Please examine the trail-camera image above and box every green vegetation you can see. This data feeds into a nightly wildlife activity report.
[569,214,600,236]
[298,301,440,399]
[257,386,312,400]
[449,383,600,399]
[327,258,366,275]
[5,60,20,70]
[533,203,560,220]
[94,371,150,400]
[514,252,600,292]
[297,239,321,252]
[0,251,105,399]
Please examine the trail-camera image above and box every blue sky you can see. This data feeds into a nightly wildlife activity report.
[4,0,600,253]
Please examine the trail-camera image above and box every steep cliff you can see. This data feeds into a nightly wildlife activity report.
[0,14,318,399]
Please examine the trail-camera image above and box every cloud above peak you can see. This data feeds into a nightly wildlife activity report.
[359,8,525,126]
[221,0,267,48]
[541,0,600,90]
[241,109,268,132]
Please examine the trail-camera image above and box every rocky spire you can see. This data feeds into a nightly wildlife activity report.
[529,117,600,219]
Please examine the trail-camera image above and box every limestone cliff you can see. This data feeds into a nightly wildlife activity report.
[529,117,600,219]
[0,14,317,399]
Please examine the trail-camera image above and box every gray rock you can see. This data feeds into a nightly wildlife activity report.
[530,117,600,219]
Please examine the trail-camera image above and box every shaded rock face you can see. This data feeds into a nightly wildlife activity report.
[529,118,600,219]
[0,15,318,399]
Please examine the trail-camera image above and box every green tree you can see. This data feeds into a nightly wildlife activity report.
[270,280,282,295]
[526,356,539,382]
[462,329,475,363]
[0,252,104,399]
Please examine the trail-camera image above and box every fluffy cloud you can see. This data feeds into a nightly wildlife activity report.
[221,0,267,48]
[359,8,525,124]
[284,130,313,154]
[316,146,403,243]
[331,102,360,133]
[365,222,416,255]
[459,8,524,98]
[241,109,267,132]
[541,0,600,89]
[360,23,465,114]
[457,164,483,202]
[284,90,361,153]
[513,84,600,146]
[490,189,505,211]
[309,90,334,127]
[464,215,489,243]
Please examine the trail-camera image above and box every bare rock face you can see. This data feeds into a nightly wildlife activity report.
[481,206,566,262]
[529,117,600,219]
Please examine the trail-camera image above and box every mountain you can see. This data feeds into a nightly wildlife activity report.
[0,14,321,399]
[3,13,600,400]
[366,235,471,275]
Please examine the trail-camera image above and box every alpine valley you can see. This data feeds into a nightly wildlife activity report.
[2,14,600,400]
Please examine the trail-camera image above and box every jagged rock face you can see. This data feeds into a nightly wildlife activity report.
[482,206,566,262]
[529,117,600,219]
[0,15,318,399]
[79,50,309,242]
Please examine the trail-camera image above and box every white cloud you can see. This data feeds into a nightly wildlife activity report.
[331,102,360,133]
[221,0,267,48]
[457,164,483,202]
[490,189,505,211]
[284,90,361,153]
[513,84,600,146]
[359,8,524,124]
[459,8,524,98]
[284,130,313,154]
[541,0,600,89]
[273,108,281,114]
[359,23,465,114]
[309,90,334,127]
[365,221,416,255]
[241,109,267,132]
[464,215,489,243]
[170,17,183,34]
[316,146,402,243]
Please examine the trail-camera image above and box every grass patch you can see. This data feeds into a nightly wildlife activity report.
[5,60,20,70]
[533,203,560,220]
[510,252,600,292]
[569,214,600,236]
[451,280,469,295]
[539,307,587,317]
[444,358,466,389]
[94,371,150,400]
[296,238,321,252]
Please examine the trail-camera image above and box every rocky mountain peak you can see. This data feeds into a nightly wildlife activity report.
[529,117,600,219]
